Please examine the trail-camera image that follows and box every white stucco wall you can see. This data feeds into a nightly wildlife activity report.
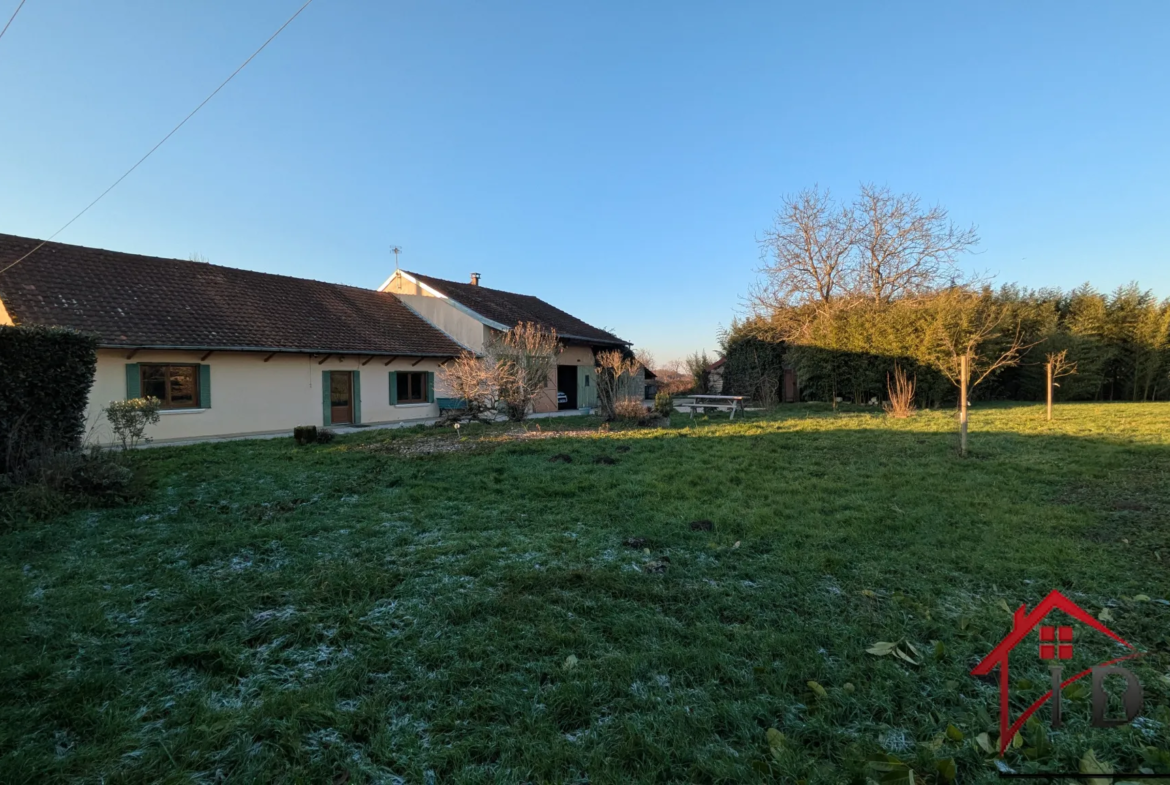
[86,349,445,444]
[391,293,487,353]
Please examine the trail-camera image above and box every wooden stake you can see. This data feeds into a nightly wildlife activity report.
[959,353,969,456]
[1046,360,1054,421]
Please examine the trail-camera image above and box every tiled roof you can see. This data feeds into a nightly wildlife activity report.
[406,271,627,346]
[0,234,466,356]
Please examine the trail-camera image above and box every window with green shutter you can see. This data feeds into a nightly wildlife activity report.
[135,364,203,409]
[392,371,427,404]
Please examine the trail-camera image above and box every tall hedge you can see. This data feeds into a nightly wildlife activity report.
[722,333,787,404]
[733,283,1170,405]
[0,326,99,473]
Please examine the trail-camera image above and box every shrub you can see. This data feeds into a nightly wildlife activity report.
[653,391,674,416]
[316,428,335,444]
[105,398,162,450]
[488,323,561,422]
[596,350,642,421]
[441,351,503,423]
[613,397,646,421]
[883,365,917,418]
[0,446,142,525]
[293,425,318,446]
[0,326,98,474]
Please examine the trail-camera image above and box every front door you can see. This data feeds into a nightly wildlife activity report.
[330,371,353,424]
[557,365,578,410]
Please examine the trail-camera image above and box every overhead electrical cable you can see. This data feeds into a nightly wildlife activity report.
[0,0,316,276]
[0,0,28,44]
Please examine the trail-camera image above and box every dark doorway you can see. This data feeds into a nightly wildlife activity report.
[783,368,799,403]
[557,365,578,410]
[330,371,354,424]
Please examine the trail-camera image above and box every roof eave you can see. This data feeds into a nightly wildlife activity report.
[96,343,459,358]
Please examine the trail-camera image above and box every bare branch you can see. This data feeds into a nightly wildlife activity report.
[852,183,980,304]
[755,186,855,312]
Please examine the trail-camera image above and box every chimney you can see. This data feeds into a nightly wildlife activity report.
[470,272,481,286]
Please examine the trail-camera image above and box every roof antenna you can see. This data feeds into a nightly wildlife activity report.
[390,245,402,270]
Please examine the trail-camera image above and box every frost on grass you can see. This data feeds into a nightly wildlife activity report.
[251,606,297,625]
[878,728,912,753]
[252,643,355,689]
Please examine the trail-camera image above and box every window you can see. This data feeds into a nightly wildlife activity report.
[396,371,427,403]
[141,364,199,409]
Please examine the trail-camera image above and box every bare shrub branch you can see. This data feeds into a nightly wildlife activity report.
[882,365,917,418]
[486,323,561,422]
[595,350,642,421]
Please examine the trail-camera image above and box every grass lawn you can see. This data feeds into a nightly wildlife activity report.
[2,402,1169,784]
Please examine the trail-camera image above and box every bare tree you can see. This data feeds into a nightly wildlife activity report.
[926,290,1035,455]
[634,348,656,372]
[595,350,642,421]
[486,322,561,421]
[755,185,855,311]
[1044,349,1077,421]
[852,184,979,303]
[440,351,502,423]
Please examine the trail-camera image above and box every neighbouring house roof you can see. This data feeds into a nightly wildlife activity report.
[0,233,466,356]
[643,367,657,379]
[401,270,628,346]
[709,357,726,370]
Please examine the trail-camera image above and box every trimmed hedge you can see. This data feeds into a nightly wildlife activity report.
[0,326,99,473]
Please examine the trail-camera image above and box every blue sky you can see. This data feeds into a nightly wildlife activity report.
[1,1,1168,362]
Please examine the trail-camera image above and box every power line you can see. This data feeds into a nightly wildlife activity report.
[0,0,316,277]
[0,0,28,44]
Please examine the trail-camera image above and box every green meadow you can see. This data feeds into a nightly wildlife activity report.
[2,402,1169,783]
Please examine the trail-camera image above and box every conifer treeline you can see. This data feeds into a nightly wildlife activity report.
[722,283,1170,404]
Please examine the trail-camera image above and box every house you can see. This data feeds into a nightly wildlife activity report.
[379,269,635,412]
[0,234,468,443]
[0,234,641,443]
[642,367,657,400]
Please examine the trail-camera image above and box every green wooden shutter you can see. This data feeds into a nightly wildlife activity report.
[389,371,398,405]
[125,363,141,399]
[198,364,211,408]
[353,370,362,424]
[426,372,435,403]
[322,370,332,426]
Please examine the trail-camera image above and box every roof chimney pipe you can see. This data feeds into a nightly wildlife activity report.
[470,272,481,286]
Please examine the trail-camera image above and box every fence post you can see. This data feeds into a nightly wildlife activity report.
[1046,360,1054,421]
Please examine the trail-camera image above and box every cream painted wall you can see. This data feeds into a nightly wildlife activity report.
[382,275,429,296]
[392,293,486,353]
[535,345,595,413]
[0,296,14,326]
[86,349,444,444]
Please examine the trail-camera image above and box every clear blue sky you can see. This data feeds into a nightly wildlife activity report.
[1,1,1168,362]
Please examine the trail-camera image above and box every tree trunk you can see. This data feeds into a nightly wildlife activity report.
[959,354,969,456]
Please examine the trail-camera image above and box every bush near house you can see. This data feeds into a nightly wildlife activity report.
[0,325,98,473]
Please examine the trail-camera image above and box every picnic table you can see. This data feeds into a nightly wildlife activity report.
[686,394,746,420]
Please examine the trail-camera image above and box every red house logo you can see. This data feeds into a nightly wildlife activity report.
[970,590,1145,754]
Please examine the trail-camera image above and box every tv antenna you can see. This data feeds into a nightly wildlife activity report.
[390,246,402,269]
